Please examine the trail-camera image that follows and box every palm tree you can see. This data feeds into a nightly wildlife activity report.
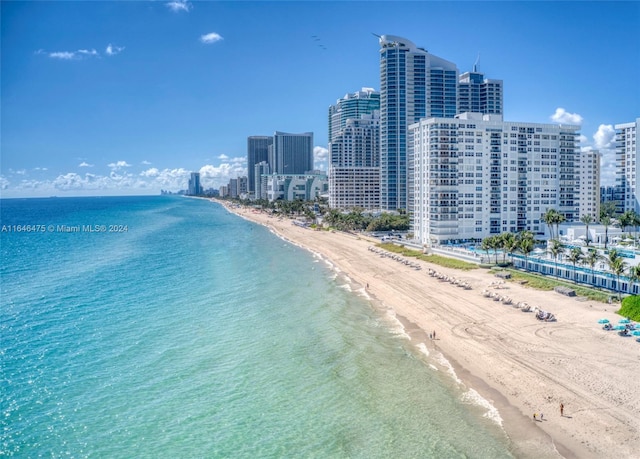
[580,214,593,246]
[554,212,566,241]
[608,256,627,300]
[566,247,583,283]
[517,234,535,271]
[542,208,558,239]
[548,239,564,278]
[501,232,518,264]
[600,215,613,249]
[583,248,602,286]
[632,211,640,247]
[628,265,640,294]
[618,210,634,236]
[487,236,501,264]
[480,237,491,263]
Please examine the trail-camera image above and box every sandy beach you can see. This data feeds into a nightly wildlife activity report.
[221,202,639,459]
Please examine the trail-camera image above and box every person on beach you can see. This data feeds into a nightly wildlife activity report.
[533,413,537,421]
[540,413,544,421]
[560,403,564,416]
[433,330,436,340]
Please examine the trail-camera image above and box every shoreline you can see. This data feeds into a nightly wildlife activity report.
[216,200,639,458]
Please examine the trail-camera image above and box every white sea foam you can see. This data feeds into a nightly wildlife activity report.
[357,288,371,300]
[434,353,462,384]
[385,311,411,341]
[461,388,503,426]
[339,283,352,292]
[429,364,438,371]
[417,342,430,357]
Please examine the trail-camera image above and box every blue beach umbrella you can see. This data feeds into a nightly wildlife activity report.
[632,330,640,336]
[614,325,626,330]
[619,318,631,324]
[598,319,609,324]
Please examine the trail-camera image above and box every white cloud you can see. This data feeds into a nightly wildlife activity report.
[141,160,152,165]
[217,154,229,160]
[578,134,588,144]
[140,167,160,177]
[166,0,192,12]
[34,167,48,171]
[200,32,223,44]
[79,162,94,168]
[0,176,9,190]
[593,124,615,149]
[550,107,583,125]
[314,146,329,167]
[49,51,76,60]
[40,48,99,60]
[230,156,246,164]
[108,160,132,170]
[105,44,125,56]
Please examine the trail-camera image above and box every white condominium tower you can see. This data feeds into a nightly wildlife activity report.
[328,114,381,210]
[329,88,380,143]
[615,118,639,213]
[578,150,601,220]
[410,113,581,245]
[328,88,381,210]
[270,131,314,175]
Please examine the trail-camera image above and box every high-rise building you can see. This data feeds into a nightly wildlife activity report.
[578,150,601,220]
[458,70,503,116]
[410,113,581,245]
[247,136,273,194]
[254,161,270,200]
[187,172,202,196]
[329,114,381,210]
[329,88,380,143]
[378,35,459,211]
[271,131,314,175]
[615,118,639,213]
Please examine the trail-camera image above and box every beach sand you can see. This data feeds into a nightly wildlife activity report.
[222,202,640,458]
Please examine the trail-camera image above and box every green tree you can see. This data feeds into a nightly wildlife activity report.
[501,232,519,264]
[580,214,593,246]
[583,248,602,286]
[607,253,627,300]
[566,247,583,283]
[548,239,564,278]
[516,231,535,271]
[600,215,614,249]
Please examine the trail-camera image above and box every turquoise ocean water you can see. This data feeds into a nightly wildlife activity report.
[1,196,514,458]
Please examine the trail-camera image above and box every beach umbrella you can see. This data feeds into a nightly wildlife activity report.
[614,325,626,330]
[619,318,631,324]
[632,330,640,336]
[598,319,610,324]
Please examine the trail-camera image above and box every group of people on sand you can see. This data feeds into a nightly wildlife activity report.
[534,403,564,422]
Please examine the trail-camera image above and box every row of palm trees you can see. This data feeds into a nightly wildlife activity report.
[478,229,640,299]
[543,207,640,249]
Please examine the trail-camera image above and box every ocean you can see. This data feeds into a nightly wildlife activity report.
[1,196,514,458]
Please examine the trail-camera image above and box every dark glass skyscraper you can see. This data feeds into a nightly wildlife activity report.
[247,136,273,194]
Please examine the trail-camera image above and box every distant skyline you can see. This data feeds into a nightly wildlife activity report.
[2,1,638,198]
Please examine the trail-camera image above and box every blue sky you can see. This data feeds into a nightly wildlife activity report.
[2,1,638,197]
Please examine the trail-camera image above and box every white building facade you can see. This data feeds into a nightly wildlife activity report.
[328,114,380,210]
[264,173,328,202]
[615,118,639,213]
[410,113,581,245]
[578,150,601,220]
